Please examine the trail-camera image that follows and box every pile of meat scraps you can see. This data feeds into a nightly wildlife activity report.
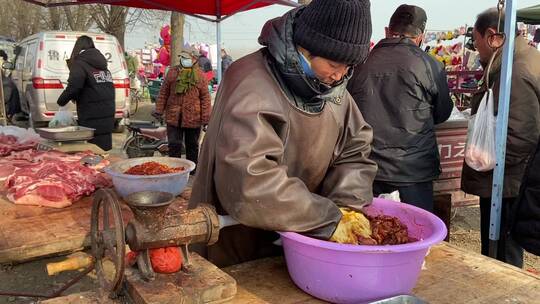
[330,208,416,246]
[0,126,41,156]
[0,149,111,208]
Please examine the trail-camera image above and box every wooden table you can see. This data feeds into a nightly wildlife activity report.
[223,243,540,304]
[42,242,540,304]
[0,195,95,264]
[0,189,191,264]
[0,145,121,264]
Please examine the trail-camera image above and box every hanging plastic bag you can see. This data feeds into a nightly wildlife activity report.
[464,89,496,172]
[49,106,77,128]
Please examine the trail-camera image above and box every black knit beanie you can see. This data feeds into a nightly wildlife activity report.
[293,0,372,65]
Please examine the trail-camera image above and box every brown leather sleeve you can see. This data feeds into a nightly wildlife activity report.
[213,101,342,240]
[199,74,212,125]
[320,100,377,210]
[155,69,174,114]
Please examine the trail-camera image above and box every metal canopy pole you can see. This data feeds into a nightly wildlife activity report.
[216,22,222,83]
[216,0,223,84]
[489,0,518,258]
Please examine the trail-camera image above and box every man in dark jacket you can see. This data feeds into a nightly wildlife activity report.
[512,136,540,256]
[1,50,21,119]
[348,5,453,212]
[197,49,212,73]
[189,0,377,267]
[221,48,233,74]
[57,36,115,151]
[462,8,540,268]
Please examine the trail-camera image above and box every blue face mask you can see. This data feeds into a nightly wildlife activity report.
[180,58,193,68]
[298,51,316,79]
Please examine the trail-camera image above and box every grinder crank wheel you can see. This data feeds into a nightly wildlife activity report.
[91,189,126,298]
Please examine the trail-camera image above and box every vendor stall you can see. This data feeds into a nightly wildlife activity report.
[425,26,483,109]
[3,1,532,304]
[42,242,540,304]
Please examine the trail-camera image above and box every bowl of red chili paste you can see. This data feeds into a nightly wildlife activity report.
[104,157,195,197]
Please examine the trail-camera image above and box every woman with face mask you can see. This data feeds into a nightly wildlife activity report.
[153,47,211,173]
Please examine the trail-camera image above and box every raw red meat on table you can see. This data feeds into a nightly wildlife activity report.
[1,149,111,208]
[0,133,39,156]
[0,150,109,179]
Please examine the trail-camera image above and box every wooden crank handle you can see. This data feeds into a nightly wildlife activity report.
[46,252,94,276]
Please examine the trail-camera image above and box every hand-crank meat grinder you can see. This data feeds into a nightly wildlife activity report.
[90,189,237,303]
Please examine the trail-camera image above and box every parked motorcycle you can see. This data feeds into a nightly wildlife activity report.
[123,119,168,158]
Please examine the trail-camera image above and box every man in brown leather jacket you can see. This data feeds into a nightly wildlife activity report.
[189,0,377,267]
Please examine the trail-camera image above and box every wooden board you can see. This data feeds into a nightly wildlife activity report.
[125,253,236,304]
[225,257,325,304]
[39,292,116,304]
[413,243,540,303]
[223,243,540,304]
[42,242,540,304]
[0,189,191,264]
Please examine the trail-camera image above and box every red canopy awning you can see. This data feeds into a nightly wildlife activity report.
[23,0,298,21]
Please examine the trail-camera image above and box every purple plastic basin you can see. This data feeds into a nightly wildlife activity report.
[279,198,447,304]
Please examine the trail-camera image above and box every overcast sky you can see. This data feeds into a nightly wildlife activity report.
[125,0,540,59]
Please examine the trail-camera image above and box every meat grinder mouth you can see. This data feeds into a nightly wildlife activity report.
[124,191,174,209]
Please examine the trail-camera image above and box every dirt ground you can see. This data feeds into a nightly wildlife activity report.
[449,205,540,274]
[0,102,539,303]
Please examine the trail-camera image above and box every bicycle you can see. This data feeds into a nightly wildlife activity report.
[129,75,147,116]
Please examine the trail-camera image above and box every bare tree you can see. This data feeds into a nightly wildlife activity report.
[0,0,94,41]
[91,5,130,48]
[90,5,169,49]
[170,12,185,66]
[0,0,43,40]
[44,7,65,31]
[44,5,94,32]
[0,1,164,51]
[63,6,94,31]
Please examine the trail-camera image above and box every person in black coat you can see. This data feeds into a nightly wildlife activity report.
[197,50,212,73]
[221,48,233,74]
[347,5,453,212]
[1,50,21,119]
[512,136,540,256]
[57,36,115,151]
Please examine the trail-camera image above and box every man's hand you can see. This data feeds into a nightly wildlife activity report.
[330,208,375,245]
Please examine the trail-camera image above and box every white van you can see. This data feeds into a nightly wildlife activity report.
[9,31,129,128]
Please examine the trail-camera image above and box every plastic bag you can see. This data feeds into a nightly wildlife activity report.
[49,106,77,128]
[378,191,401,202]
[448,106,466,121]
[149,247,182,274]
[0,126,41,144]
[464,89,496,172]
